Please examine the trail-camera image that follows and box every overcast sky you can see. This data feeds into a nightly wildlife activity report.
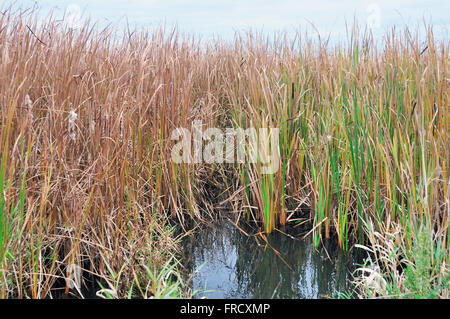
[9,0,450,41]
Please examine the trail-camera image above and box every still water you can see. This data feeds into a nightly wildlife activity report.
[182,217,364,299]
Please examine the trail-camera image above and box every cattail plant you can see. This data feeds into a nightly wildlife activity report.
[0,3,447,298]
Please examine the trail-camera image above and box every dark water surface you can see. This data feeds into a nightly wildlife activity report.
[182,218,363,299]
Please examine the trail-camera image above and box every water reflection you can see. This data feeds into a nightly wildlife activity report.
[182,218,362,299]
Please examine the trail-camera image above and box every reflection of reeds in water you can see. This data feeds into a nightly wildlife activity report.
[233,233,355,298]
[183,218,357,298]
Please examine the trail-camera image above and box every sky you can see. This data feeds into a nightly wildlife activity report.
[7,0,450,42]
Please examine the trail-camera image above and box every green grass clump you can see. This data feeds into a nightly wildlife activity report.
[354,222,449,299]
[403,225,450,298]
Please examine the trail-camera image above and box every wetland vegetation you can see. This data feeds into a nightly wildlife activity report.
[0,5,448,299]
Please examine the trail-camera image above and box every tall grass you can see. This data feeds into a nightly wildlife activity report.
[225,27,448,249]
[0,4,448,298]
[0,5,213,298]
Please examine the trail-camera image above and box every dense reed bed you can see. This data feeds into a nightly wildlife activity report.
[0,5,448,298]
